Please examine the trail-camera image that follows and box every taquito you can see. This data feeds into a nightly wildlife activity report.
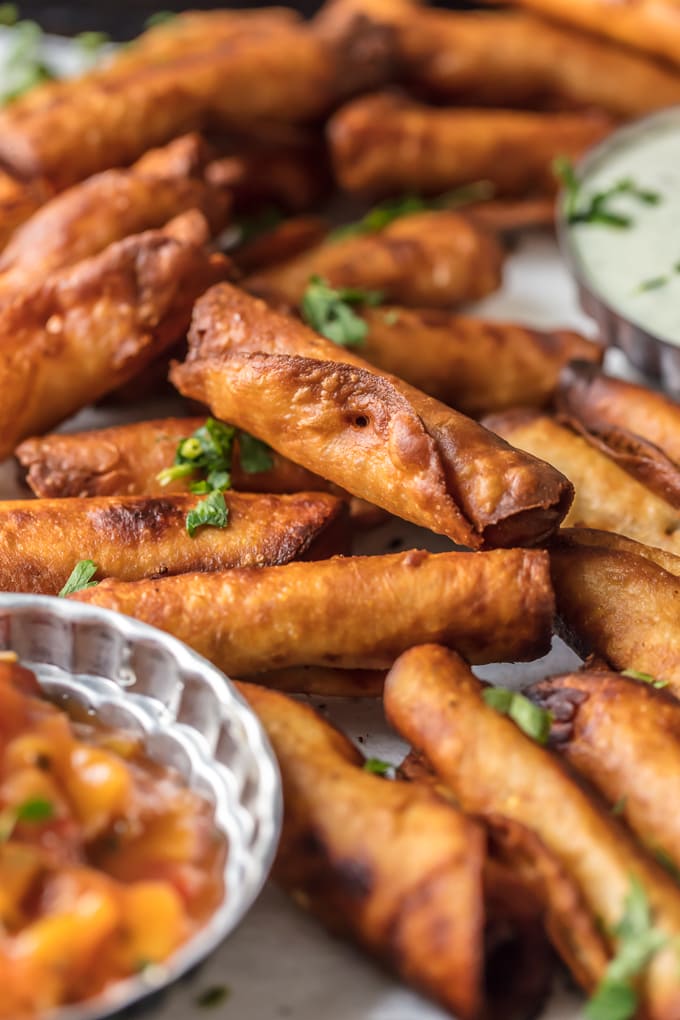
[0,170,51,252]
[550,528,680,694]
[71,548,555,671]
[0,212,228,461]
[485,409,680,552]
[385,644,680,1017]
[328,93,612,197]
[170,283,573,548]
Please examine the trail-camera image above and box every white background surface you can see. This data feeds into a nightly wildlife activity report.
[0,232,613,1018]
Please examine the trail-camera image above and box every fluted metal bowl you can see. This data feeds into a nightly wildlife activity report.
[557,106,680,395]
[0,593,282,1020]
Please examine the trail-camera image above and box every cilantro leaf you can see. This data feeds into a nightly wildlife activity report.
[482,686,552,745]
[16,797,54,823]
[363,757,394,777]
[144,11,176,29]
[186,490,229,538]
[157,419,236,491]
[0,19,55,105]
[238,433,274,474]
[301,275,382,347]
[621,669,668,690]
[555,155,661,230]
[59,560,99,597]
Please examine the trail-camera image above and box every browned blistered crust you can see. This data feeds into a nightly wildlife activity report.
[170,282,573,547]
[237,681,553,1020]
[72,548,554,672]
[244,210,504,309]
[0,212,229,460]
[384,644,680,1018]
[357,308,602,416]
[485,408,680,553]
[550,528,680,695]
[0,490,346,595]
[0,169,52,252]
[327,92,612,197]
[233,217,330,274]
[0,135,231,301]
[315,0,680,117]
[530,670,680,877]
[241,666,387,696]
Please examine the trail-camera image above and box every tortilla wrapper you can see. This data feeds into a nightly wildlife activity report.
[237,681,551,1020]
[0,212,229,461]
[316,0,680,118]
[550,528,680,694]
[0,490,347,596]
[0,170,51,252]
[384,644,680,1017]
[0,135,230,302]
[558,361,680,507]
[530,670,680,879]
[0,17,334,190]
[485,409,680,553]
[232,217,330,275]
[71,547,554,672]
[358,308,602,417]
[243,666,386,696]
[171,283,573,548]
[208,146,331,216]
[327,93,612,198]
[244,210,504,309]
[480,0,680,70]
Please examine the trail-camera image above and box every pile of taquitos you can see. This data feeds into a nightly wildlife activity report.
[1,1,680,1018]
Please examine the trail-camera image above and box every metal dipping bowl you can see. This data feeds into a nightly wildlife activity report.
[557,106,680,395]
[0,593,282,1020]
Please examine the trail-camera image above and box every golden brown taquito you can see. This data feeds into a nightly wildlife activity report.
[485,409,680,552]
[531,670,680,875]
[171,283,573,548]
[208,145,331,216]
[558,361,680,507]
[0,491,346,595]
[0,212,228,461]
[0,135,230,299]
[550,528,680,694]
[316,0,680,117]
[237,681,551,1020]
[72,548,555,672]
[232,216,330,275]
[244,210,504,309]
[385,644,680,1017]
[0,170,51,251]
[481,0,680,70]
[357,309,602,416]
[328,93,612,197]
[242,667,386,697]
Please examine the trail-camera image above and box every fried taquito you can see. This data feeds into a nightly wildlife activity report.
[328,93,612,197]
[0,212,228,461]
[0,491,346,595]
[485,409,680,553]
[385,644,680,1017]
[72,548,555,672]
[170,283,573,548]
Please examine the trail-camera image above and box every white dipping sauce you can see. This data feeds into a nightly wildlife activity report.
[569,117,680,345]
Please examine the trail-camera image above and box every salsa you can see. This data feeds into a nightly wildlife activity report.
[0,655,226,1017]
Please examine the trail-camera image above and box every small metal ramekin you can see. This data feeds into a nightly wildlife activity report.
[557,106,680,395]
[0,593,282,1020]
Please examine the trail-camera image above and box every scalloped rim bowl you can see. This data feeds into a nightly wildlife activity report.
[0,593,282,1020]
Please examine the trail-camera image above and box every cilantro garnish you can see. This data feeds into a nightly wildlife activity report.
[555,156,661,230]
[0,18,54,104]
[59,560,99,597]
[301,275,382,347]
[586,878,667,1020]
[186,490,228,538]
[0,796,54,842]
[238,431,274,474]
[482,686,552,745]
[621,669,668,690]
[156,419,273,493]
[144,11,176,29]
[363,757,394,777]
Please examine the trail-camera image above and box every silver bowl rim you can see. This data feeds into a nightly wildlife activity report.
[0,592,283,1020]
[556,104,680,367]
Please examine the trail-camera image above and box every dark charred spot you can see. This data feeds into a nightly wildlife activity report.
[88,499,185,542]
[334,856,374,900]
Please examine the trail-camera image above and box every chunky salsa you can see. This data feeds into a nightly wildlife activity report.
[0,655,226,1017]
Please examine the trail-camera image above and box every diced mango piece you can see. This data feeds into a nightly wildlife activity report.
[64,745,132,838]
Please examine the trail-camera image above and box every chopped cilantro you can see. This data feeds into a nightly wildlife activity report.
[0,796,54,842]
[186,490,228,538]
[621,669,668,690]
[483,686,552,745]
[238,432,274,474]
[144,11,176,29]
[555,156,661,230]
[301,275,382,347]
[363,757,394,777]
[59,560,99,597]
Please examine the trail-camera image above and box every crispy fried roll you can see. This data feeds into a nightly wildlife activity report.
[0,212,228,461]
[550,528,680,693]
[328,93,612,197]
[0,170,51,251]
[485,409,680,552]
[358,309,602,416]
[531,670,680,876]
[385,644,680,1015]
[171,283,572,547]
[558,361,680,507]
[0,136,230,300]
[244,210,503,308]
[242,666,386,696]
[72,548,555,671]
[485,0,680,70]
[237,681,551,1020]
[317,0,680,118]
[0,491,346,595]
